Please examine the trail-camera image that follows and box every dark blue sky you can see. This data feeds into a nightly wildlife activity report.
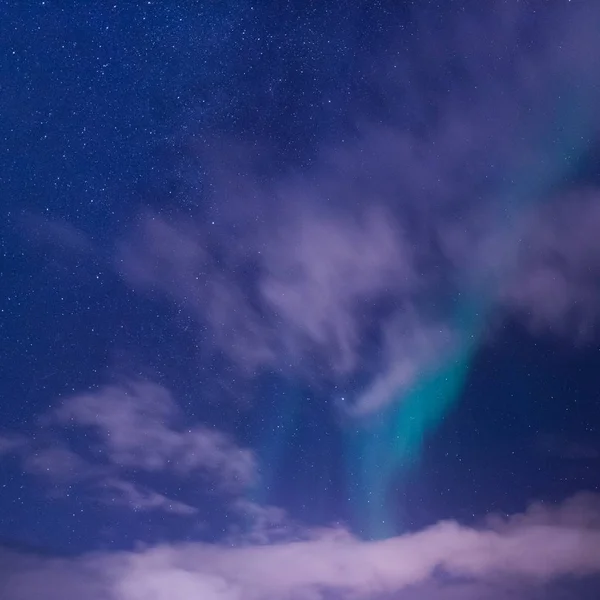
[2,2,600,599]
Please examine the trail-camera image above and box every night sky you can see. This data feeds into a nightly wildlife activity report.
[2,1,600,599]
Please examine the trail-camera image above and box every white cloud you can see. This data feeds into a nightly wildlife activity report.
[1,492,599,600]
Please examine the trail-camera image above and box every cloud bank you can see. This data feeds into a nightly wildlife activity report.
[1,491,599,600]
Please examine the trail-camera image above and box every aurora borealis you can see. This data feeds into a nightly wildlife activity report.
[344,67,600,540]
[3,1,600,599]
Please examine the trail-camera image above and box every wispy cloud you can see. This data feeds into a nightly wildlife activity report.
[21,444,93,484]
[100,479,198,516]
[228,499,295,545]
[0,434,27,456]
[0,435,103,484]
[19,213,94,254]
[116,0,600,416]
[536,432,600,462]
[0,380,256,516]
[51,380,256,490]
[502,190,600,339]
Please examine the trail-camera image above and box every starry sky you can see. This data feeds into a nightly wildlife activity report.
[2,1,600,599]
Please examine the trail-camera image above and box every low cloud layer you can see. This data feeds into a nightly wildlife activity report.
[1,491,599,600]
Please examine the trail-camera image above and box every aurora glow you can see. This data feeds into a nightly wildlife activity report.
[345,79,599,539]
[4,2,600,598]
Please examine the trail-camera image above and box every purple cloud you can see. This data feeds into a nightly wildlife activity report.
[113,1,600,416]
[1,491,599,600]
[258,206,415,375]
[51,380,256,489]
[100,478,198,516]
[0,380,256,517]
[21,444,91,484]
[503,191,600,339]
[0,433,27,456]
[19,213,94,254]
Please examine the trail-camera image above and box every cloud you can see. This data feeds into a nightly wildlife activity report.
[117,212,280,373]
[20,444,92,483]
[0,380,256,518]
[502,190,600,339]
[535,432,600,462]
[116,204,419,379]
[493,492,600,531]
[4,439,199,516]
[7,3,600,598]
[100,478,198,516]
[257,206,415,375]
[0,433,102,484]
[1,491,599,600]
[19,213,93,254]
[114,1,600,416]
[0,433,27,456]
[116,190,452,412]
[51,380,257,490]
[347,312,455,416]
[228,499,295,545]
